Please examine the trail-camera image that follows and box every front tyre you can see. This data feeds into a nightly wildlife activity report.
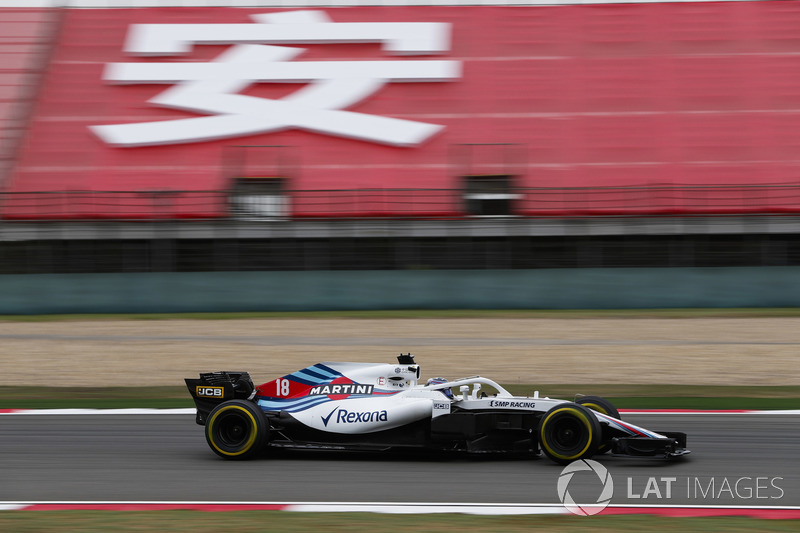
[576,395,620,454]
[575,396,621,420]
[538,403,601,465]
[205,400,268,459]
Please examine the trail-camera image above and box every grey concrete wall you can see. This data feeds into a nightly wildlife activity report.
[0,267,798,314]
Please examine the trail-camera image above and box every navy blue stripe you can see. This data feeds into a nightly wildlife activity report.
[312,363,343,378]
[284,374,323,386]
[258,396,330,412]
[298,367,333,381]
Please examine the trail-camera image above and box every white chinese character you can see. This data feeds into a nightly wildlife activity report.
[90,11,461,147]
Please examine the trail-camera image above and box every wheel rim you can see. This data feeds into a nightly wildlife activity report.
[550,416,584,452]
[208,407,258,455]
[218,412,250,447]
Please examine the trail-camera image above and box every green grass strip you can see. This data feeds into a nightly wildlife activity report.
[0,512,797,532]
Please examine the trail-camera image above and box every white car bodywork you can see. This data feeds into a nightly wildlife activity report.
[188,355,689,462]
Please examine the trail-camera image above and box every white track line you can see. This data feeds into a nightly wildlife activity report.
[2,501,800,516]
[0,1,778,8]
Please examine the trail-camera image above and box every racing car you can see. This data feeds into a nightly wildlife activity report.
[185,354,689,464]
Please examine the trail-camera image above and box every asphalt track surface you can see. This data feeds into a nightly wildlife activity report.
[2,412,799,507]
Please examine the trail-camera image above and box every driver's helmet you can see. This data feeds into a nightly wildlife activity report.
[426,377,453,399]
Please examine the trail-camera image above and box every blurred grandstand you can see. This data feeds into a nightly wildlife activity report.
[2,0,800,277]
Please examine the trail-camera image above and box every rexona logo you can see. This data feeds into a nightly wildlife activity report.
[196,386,224,398]
[91,10,461,148]
[309,384,374,396]
[321,407,389,427]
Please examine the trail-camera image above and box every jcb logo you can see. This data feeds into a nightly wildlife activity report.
[196,386,224,398]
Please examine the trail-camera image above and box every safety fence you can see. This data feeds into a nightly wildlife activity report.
[3,183,800,221]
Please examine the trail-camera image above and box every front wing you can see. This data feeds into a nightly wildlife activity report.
[612,431,690,458]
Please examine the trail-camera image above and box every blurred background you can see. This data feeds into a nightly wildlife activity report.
[2,0,800,313]
[2,3,800,518]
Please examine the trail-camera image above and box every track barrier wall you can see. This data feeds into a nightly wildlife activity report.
[1,266,798,314]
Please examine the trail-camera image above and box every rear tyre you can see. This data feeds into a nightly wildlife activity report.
[538,403,601,465]
[205,400,268,459]
[576,396,620,454]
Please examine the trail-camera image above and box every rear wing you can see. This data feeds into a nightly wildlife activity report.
[185,371,255,425]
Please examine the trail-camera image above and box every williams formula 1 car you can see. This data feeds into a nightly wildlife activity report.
[186,354,689,464]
